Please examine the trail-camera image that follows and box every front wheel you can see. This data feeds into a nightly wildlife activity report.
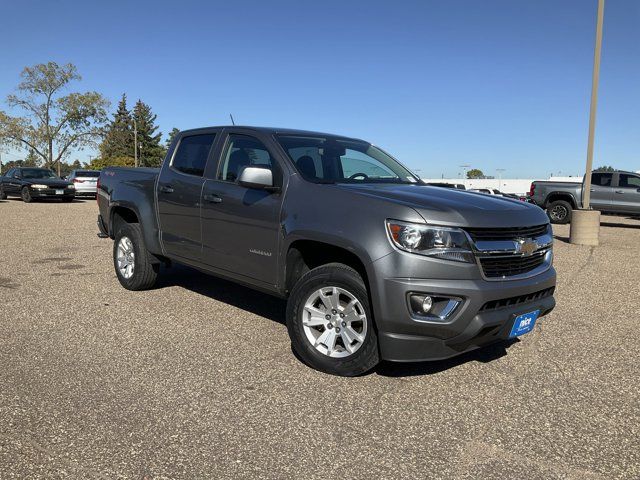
[21,187,33,203]
[286,263,379,376]
[113,222,159,290]
[547,200,572,224]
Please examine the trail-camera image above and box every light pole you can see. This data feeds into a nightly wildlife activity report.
[570,0,605,246]
[496,168,506,190]
[459,164,471,187]
[133,118,138,168]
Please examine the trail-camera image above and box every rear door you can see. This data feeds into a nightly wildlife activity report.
[588,172,614,211]
[200,129,287,286]
[157,131,219,261]
[612,173,640,214]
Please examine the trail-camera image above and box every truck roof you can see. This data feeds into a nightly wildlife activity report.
[179,126,367,142]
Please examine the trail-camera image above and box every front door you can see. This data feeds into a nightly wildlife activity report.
[588,172,613,211]
[613,172,640,214]
[200,132,285,286]
[157,132,217,261]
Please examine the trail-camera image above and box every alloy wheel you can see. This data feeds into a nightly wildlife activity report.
[116,236,135,279]
[301,286,367,358]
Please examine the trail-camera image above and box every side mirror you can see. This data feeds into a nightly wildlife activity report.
[238,166,275,190]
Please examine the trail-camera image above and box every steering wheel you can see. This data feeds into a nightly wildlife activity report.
[348,172,369,181]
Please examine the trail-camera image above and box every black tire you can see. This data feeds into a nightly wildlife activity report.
[0,186,7,200]
[113,222,159,290]
[547,200,572,224]
[21,187,33,203]
[286,263,379,376]
[62,197,74,203]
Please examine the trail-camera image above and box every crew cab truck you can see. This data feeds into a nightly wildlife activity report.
[530,170,640,224]
[97,126,556,376]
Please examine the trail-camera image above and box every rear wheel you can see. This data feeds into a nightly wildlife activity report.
[286,263,379,376]
[113,222,159,290]
[0,186,6,200]
[62,197,74,203]
[547,200,572,224]
[21,187,33,203]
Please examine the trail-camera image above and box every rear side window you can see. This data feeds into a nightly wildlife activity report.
[591,172,612,186]
[171,134,216,176]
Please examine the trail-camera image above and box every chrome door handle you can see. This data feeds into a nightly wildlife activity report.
[203,193,223,204]
[159,185,174,193]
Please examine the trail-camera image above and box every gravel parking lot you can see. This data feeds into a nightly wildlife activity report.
[0,198,638,479]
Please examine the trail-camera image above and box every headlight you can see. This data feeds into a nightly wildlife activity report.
[386,220,475,263]
[30,184,48,189]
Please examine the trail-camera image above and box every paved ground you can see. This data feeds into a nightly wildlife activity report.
[0,198,638,479]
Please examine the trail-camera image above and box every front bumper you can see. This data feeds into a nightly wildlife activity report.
[370,250,557,362]
[30,187,75,199]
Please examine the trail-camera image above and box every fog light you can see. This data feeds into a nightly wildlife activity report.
[422,296,433,313]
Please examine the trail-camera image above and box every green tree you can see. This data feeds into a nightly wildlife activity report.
[467,168,484,179]
[24,149,41,166]
[88,155,135,170]
[0,62,109,177]
[133,100,165,167]
[99,93,133,160]
[166,127,180,148]
[594,165,615,172]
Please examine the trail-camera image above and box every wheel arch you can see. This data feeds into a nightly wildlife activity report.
[544,193,577,209]
[283,237,373,298]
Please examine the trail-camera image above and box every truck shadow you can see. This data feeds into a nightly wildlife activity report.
[601,221,640,230]
[155,264,286,325]
[156,263,518,377]
[375,339,518,378]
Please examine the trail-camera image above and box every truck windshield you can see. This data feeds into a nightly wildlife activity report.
[277,135,418,184]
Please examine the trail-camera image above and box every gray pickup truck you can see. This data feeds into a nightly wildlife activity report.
[97,126,556,376]
[530,171,640,224]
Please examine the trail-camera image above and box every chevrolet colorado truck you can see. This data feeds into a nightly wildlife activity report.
[97,126,556,376]
[530,170,640,224]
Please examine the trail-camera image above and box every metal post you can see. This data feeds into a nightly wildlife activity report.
[133,118,138,168]
[582,0,605,209]
[496,168,506,190]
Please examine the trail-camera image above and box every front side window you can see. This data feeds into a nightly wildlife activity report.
[591,172,613,187]
[277,135,417,184]
[218,134,274,183]
[171,134,216,176]
[619,174,640,188]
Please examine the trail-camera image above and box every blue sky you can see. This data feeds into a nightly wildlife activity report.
[1,0,638,178]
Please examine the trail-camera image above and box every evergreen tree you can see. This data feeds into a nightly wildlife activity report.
[166,127,180,148]
[99,94,133,160]
[133,100,165,167]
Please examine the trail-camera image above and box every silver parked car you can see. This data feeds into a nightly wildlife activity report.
[67,170,100,197]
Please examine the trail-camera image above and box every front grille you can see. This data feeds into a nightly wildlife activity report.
[465,224,549,241]
[479,250,548,278]
[479,287,555,312]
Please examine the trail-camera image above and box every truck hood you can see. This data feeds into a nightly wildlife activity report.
[335,183,549,228]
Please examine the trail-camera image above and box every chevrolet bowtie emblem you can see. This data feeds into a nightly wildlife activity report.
[516,238,539,256]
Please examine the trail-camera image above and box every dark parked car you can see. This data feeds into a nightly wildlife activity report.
[530,171,640,223]
[0,168,75,202]
[97,126,556,376]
